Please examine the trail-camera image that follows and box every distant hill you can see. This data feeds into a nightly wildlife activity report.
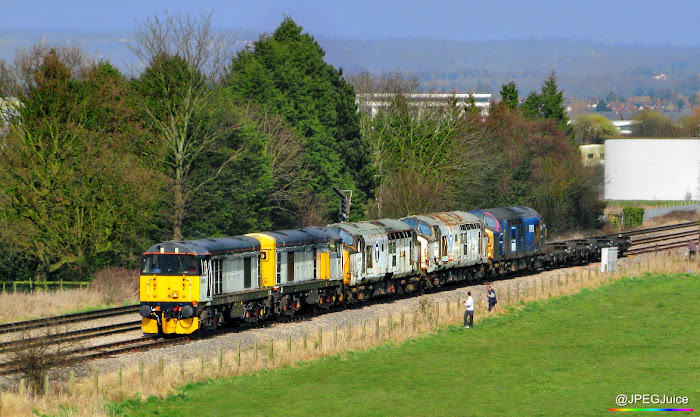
[1,28,698,98]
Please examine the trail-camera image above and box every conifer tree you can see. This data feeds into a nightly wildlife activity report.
[224,17,374,221]
[500,81,519,109]
[522,72,569,130]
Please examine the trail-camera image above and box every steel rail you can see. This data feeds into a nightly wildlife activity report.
[0,336,189,376]
[630,230,697,246]
[0,305,139,335]
[618,221,698,238]
[0,320,142,353]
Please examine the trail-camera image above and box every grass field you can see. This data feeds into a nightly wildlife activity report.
[111,273,698,417]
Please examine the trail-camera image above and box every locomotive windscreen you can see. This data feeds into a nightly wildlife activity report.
[142,254,200,275]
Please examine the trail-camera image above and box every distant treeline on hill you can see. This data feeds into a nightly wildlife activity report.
[1,29,698,98]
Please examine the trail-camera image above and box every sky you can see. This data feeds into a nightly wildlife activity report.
[1,0,699,46]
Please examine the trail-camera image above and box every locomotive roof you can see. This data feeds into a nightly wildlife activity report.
[144,236,261,256]
[427,211,481,225]
[403,211,480,227]
[470,206,541,221]
[369,218,413,233]
[262,226,338,247]
[327,221,387,237]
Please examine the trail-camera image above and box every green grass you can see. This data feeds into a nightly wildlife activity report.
[111,273,699,417]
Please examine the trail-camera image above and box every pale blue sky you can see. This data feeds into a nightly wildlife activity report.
[1,0,698,46]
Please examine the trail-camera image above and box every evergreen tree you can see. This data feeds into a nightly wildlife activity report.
[521,72,569,130]
[500,81,519,109]
[224,17,374,222]
[595,99,611,112]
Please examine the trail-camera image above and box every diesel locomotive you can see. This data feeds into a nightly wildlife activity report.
[139,206,625,335]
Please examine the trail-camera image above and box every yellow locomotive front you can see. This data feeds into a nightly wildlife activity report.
[139,247,203,335]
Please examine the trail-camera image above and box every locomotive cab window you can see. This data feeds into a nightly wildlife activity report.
[142,254,200,275]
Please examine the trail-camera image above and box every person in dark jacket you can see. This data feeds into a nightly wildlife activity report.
[689,240,697,261]
[487,285,497,312]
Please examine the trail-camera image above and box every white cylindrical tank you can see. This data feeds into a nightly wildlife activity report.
[604,139,700,200]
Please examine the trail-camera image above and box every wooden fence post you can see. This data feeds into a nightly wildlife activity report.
[540,277,545,297]
[303,331,308,349]
[334,325,338,347]
[20,378,26,397]
[287,335,292,353]
[93,368,98,394]
[119,364,123,386]
[44,374,50,396]
[218,346,223,372]
[375,318,380,338]
[346,323,352,343]
[179,356,184,378]
[237,342,241,366]
[139,360,144,382]
[254,340,258,361]
[158,356,164,376]
[200,353,204,374]
[318,328,323,349]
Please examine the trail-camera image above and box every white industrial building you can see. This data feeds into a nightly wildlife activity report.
[604,138,700,200]
[356,93,491,117]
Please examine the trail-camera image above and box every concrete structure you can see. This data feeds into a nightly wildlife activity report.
[604,138,700,200]
[357,93,491,117]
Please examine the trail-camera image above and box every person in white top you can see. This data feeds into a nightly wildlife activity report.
[462,292,474,328]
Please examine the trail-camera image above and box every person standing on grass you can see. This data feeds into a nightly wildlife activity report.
[462,292,474,328]
[688,240,697,261]
[487,285,497,312]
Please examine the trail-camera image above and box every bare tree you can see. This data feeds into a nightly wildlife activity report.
[346,70,422,217]
[130,12,242,240]
[241,104,308,214]
[130,11,229,79]
[7,326,84,396]
[0,43,93,115]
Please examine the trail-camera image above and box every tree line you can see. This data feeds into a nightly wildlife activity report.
[0,13,602,283]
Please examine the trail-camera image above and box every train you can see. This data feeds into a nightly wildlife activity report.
[139,206,630,335]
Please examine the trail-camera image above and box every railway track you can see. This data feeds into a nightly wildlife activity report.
[619,221,697,237]
[0,335,189,376]
[0,320,142,354]
[0,304,139,335]
[621,221,698,256]
[0,221,694,376]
